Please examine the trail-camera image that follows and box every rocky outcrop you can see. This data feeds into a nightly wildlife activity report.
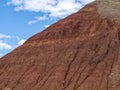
[0,1,120,90]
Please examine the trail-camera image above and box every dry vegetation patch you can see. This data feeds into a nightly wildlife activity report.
[97,0,120,19]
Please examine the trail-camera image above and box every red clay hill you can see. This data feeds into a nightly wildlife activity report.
[0,0,120,90]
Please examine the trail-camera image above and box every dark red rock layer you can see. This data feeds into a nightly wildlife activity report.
[0,2,120,90]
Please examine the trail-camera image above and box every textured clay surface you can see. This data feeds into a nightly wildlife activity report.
[0,1,120,90]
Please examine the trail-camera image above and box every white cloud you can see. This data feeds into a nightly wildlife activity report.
[0,34,12,51]
[0,33,26,58]
[34,15,47,21]
[0,33,12,39]
[18,39,26,46]
[28,15,47,24]
[28,20,38,25]
[7,0,23,5]
[8,0,95,20]
[0,33,13,50]
[0,40,12,50]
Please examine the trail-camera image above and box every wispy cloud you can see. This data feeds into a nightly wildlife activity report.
[28,15,48,25]
[34,15,47,21]
[28,20,38,25]
[8,0,95,24]
[0,33,12,39]
[0,33,26,57]
[0,40,12,50]
[0,33,12,50]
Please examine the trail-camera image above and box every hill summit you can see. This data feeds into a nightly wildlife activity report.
[0,0,120,90]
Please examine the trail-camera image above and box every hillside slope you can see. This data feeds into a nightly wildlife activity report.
[0,1,120,90]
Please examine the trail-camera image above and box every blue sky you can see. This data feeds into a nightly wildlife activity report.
[0,0,94,58]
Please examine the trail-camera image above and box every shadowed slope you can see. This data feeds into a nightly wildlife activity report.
[0,1,120,90]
